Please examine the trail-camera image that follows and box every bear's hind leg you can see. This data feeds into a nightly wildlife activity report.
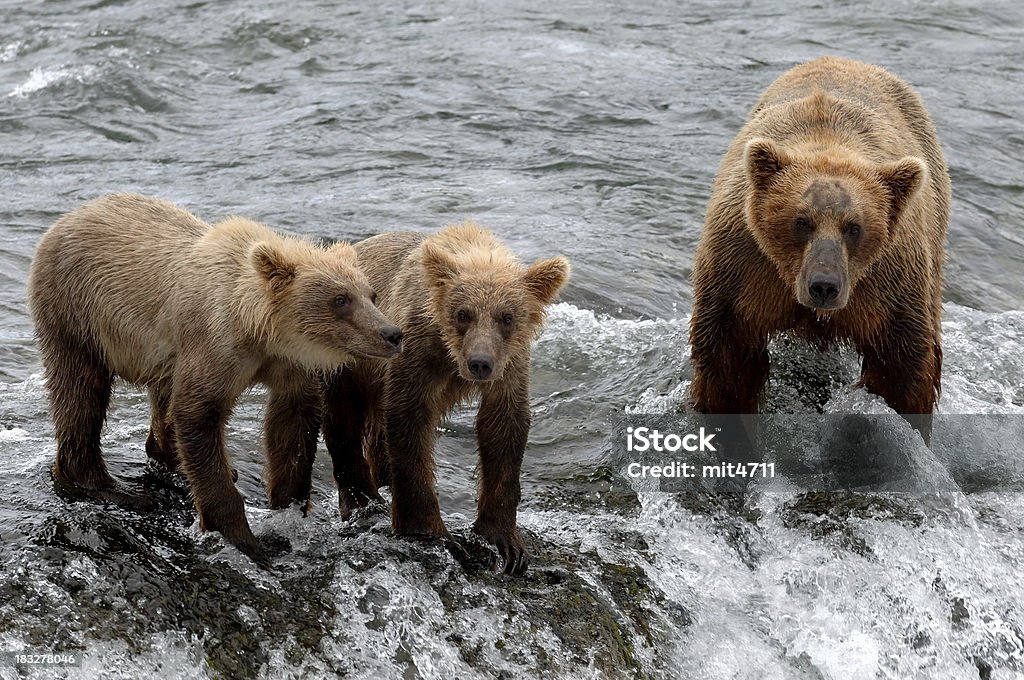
[44,338,152,511]
[322,369,384,519]
[264,375,321,513]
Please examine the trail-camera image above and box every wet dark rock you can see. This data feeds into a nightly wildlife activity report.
[780,491,924,556]
[536,466,642,516]
[0,477,683,678]
[951,597,971,628]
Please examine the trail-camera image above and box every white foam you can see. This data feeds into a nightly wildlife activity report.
[0,427,30,443]
[8,64,97,97]
[1,42,22,63]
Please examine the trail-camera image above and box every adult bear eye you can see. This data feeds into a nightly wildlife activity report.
[845,222,862,238]
[456,310,470,324]
[502,313,514,327]
[334,294,349,307]
[794,216,813,232]
[370,291,378,305]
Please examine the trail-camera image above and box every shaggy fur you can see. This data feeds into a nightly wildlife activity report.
[316,222,569,574]
[27,193,401,561]
[690,56,950,442]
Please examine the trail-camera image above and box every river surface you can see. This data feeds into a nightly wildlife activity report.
[1,1,1023,678]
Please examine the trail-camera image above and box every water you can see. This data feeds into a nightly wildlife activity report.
[1,0,1023,678]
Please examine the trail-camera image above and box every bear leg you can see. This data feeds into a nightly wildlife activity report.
[367,422,391,493]
[47,346,112,489]
[385,378,448,538]
[171,363,261,561]
[473,370,530,575]
[859,333,941,445]
[689,311,770,414]
[42,336,153,511]
[145,381,179,470]
[264,376,321,512]
[322,370,384,519]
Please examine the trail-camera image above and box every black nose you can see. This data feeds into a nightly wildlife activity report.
[380,325,403,348]
[808,275,841,306]
[468,354,493,380]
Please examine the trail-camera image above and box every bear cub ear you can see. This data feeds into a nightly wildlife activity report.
[250,242,296,288]
[329,241,358,262]
[420,241,459,290]
[523,256,571,305]
[877,156,926,224]
[745,138,792,190]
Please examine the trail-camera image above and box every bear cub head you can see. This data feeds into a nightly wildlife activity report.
[743,137,927,311]
[250,237,402,368]
[419,222,570,382]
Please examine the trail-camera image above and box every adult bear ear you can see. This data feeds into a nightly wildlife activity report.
[523,256,571,305]
[250,242,296,290]
[878,156,926,224]
[420,241,458,291]
[745,138,792,191]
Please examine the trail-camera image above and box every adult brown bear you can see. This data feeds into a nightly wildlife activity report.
[27,193,402,562]
[315,222,569,574]
[690,56,950,442]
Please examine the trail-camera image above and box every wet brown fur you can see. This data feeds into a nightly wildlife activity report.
[27,193,399,560]
[317,222,569,574]
[690,56,950,441]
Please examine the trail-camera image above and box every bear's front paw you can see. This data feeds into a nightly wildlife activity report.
[338,486,386,521]
[473,522,529,575]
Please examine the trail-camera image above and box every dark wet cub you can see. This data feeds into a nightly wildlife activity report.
[320,222,570,575]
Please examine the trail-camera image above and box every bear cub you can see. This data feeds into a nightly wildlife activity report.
[318,222,569,574]
[27,193,402,562]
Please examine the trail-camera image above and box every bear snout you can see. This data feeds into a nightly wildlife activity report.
[808,273,842,307]
[467,353,494,381]
[379,324,403,351]
[799,237,850,310]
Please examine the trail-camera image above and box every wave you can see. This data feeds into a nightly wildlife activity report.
[539,301,1024,416]
[7,64,99,98]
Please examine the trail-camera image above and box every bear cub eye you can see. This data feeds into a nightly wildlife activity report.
[370,291,378,305]
[456,310,471,324]
[334,294,349,308]
[501,313,514,327]
[845,222,862,239]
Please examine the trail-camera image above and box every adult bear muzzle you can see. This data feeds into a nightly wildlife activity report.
[799,237,850,310]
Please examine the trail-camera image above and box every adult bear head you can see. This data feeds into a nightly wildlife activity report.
[742,136,926,311]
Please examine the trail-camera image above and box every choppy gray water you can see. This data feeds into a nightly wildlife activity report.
[1,1,1023,678]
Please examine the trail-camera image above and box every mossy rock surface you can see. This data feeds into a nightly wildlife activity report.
[0,476,682,679]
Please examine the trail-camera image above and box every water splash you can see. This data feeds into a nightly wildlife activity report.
[8,64,98,97]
